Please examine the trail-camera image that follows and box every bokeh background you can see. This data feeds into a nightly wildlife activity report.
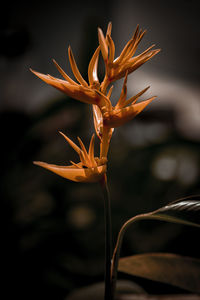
[1,0,200,299]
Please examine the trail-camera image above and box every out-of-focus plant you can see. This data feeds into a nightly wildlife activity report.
[31,22,200,300]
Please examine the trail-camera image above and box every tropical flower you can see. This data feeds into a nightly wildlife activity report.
[30,22,159,118]
[34,132,107,183]
[92,72,156,157]
[101,72,156,128]
[30,46,108,110]
[31,22,159,160]
[98,23,160,92]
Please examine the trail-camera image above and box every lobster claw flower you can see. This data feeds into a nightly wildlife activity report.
[30,46,106,108]
[34,132,107,183]
[91,72,155,157]
[101,72,156,128]
[103,96,155,128]
[98,23,160,85]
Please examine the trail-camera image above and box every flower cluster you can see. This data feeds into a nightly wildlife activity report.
[32,22,160,182]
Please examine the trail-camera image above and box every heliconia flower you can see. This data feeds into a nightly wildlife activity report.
[30,46,107,109]
[103,73,156,128]
[34,132,107,183]
[98,23,160,91]
[91,72,155,157]
[93,72,156,129]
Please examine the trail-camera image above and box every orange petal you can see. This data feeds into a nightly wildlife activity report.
[132,24,140,43]
[106,85,114,99]
[59,131,81,154]
[117,25,140,64]
[124,86,150,107]
[107,34,115,63]
[70,161,82,168]
[134,28,147,49]
[92,104,103,140]
[68,46,88,87]
[113,48,160,81]
[115,71,128,109]
[30,69,99,105]
[103,97,156,128]
[127,48,161,74]
[88,134,97,166]
[33,161,106,183]
[116,37,134,64]
[88,46,100,86]
[114,26,141,65]
[52,59,78,85]
[98,27,108,61]
[77,136,91,167]
[106,21,112,37]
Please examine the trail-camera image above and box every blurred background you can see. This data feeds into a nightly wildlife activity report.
[1,0,200,299]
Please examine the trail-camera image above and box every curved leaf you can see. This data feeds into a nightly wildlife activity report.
[111,196,200,298]
[149,195,200,227]
[118,253,200,293]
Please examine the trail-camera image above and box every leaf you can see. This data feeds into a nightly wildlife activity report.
[111,196,200,299]
[148,195,200,227]
[118,253,200,293]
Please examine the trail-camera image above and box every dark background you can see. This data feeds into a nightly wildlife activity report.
[1,1,200,299]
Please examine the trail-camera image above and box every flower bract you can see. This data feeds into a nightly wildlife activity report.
[34,132,107,183]
[98,23,160,91]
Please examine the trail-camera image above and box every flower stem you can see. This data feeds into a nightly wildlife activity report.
[110,213,151,298]
[100,127,111,159]
[100,174,113,300]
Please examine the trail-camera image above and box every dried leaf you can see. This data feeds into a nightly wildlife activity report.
[119,253,200,293]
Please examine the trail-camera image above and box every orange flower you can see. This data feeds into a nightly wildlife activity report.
[30,46,108,109]
[98,23,160,92]
[92,72,156,157]
[31,22,159,160]
[94,72,156,129]
[34,132,107,183]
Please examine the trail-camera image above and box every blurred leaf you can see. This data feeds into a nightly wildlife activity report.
[118,253,200,293]
[148,195,200,227]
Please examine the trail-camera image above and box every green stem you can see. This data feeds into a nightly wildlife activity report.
[100,175,113,300]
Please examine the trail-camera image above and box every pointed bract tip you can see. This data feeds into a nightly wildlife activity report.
[106,21,112,35]
[59,130,64,136]
[98,27,108,61]
[155,48,161,54]
[33,161,45,167]
[29,68,41,76]
[68,45,72,56]
[30,68,37,74]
